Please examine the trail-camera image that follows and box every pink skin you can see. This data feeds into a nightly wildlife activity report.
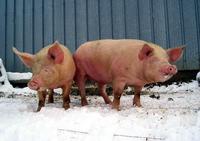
[160,65,177,75]
[74,39,184,110]
[13,41,75,111]
[28,76,43,90]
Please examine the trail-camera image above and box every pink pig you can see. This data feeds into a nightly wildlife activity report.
[73,39,184,110]
[13,41,75,111]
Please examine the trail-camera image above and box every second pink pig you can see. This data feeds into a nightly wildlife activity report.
[73,39,184,110]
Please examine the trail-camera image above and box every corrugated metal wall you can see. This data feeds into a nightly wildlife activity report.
[0,0,199,72]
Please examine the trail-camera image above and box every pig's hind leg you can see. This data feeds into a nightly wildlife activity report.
[98,83,112,104]
[37,90,47,112]
[74,72,88,106]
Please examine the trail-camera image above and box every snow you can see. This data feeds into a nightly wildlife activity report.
[197,72,200,86]
[0,79,200,141]
[7,72,32,81]
[0,58,13,96]
[197,72,200,80]
[0,59,11,86]
[144,81,199,93]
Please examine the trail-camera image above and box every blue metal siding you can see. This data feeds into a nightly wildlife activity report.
[87,0,100,41]
[99,0,112,39]
[6,0,15,71]
[182,0,199,70]
[43,0,53,46]
[167,0,184,69]
[64,0,76,52]
[0,0,199,72]
[76,0,87,48]
[0,0,6,64]
[125,0,139,39]
[112,0,126,39]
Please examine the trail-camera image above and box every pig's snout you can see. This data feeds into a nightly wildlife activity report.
[28,78,42,90]
[160,65,177,75]
[28,81,39,90]
[166,65,177,75]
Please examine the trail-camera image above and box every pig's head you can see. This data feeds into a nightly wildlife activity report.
[13,41,64,91]
[138,43,185,83]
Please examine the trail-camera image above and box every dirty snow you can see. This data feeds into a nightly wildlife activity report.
[0,75,200,141]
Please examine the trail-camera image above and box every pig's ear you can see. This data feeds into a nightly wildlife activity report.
[48,41,64,64]
[167,46,185,62]
[12,47,34,68]
[138,44,154,60]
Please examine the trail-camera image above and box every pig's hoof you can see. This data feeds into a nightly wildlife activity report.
[81,99,88,106]
[133,103,142,107]
[104,99,112,104]
[63,103,70,110]
[133,99,142,107]
[111,104,121,111]
[36,106,42,112]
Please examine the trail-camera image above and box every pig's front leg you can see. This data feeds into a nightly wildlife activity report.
[37,90,47,112]
[62,83,72,110]
[98,83,112,104]
[47,89,54,103]
[133,86,142,107]
[112,81,126,110]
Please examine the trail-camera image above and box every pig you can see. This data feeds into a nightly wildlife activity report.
[73,39,184,110]
[13,41,76,111]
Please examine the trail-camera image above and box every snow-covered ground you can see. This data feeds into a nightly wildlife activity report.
[7,72,32,81]
[0,80,200,141]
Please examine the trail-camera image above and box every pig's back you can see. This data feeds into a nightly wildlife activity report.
[74,39,146,83]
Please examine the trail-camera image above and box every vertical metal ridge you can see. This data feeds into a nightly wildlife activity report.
[86,0,89,41]
[52,0,55,42]
[4,0,7,64]
[63,0,66,45]
[123,0,127,39]
[164,0,170,48]
[62,0,65,43]
[194,0,200,68]
[98,0,101,39]
[32,0,35,53]
[74,0,77,49]
[22,0,25,71]
[179,0,186,45]
[42,0,44,47]
[22,0,25,52]
[178,0,186,69]
[150,0,155,43]
[137,0,140,39]
[14,0,16,69]
[110,0,113,39]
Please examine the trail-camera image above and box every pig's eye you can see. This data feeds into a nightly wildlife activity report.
[43,68,54,75]
[43,68,50,74]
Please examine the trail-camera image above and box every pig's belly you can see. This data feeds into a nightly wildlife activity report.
[83,62,111,84]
